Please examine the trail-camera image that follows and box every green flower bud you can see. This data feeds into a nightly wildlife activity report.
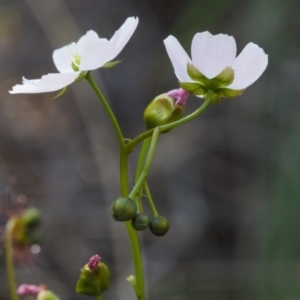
[21,208,42,229]
[111,197,137,221]
[143,89,189,131]
[37,290,60,300]
[76,255,110,297]
[149,216,170,237]
[131,213,150,231]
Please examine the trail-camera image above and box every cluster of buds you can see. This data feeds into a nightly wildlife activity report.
[110,89,188,237]
[111,197,170,237]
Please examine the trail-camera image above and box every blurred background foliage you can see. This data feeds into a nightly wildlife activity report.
[0,0,299,299]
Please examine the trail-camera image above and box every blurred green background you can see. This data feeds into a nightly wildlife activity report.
[0,0,299,299]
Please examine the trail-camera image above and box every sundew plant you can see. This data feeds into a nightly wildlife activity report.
[4,15,267,300]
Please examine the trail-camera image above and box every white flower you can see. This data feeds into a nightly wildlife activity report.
[164,31,268,102]
[10,17,139,94]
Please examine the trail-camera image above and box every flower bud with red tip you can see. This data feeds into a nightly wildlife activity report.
[144,88,189,130]
[76,254,110,297]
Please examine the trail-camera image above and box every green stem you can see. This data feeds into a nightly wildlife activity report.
[126,92,212,151]
[121,129,159,298]
[129,128,160,199]
[95,296,103,300]
[135,138,151,183]
[120,147,145,300]
[143,182,158,216]
[134,138,151,212]
[86,72,124,147]
[5,218,18,300]
[86,74,145,299]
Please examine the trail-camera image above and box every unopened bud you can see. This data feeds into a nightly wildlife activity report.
[131,213,150,231]
[37,290,60,300]
[111,197,137,221]
[21,208,42,229]
[149,215,170,236]
[13,208,42,246]
[143,88,189,130]
[88,254,101,269]
[76,255,110,297]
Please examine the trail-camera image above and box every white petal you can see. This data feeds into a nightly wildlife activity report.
[164,35,193,82]
[191,31,236,79]
[53,43,75,73]
[9,73,79,94]
[228,42,268,89]
[77,30,99,55]
[106,17,139,61]
[80,38,111,70]
[53,31,99,73]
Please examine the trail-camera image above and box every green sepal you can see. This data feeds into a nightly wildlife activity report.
[187,63,234,90]
[215,88,245,98]
[187,63,211,87]
[37,291,60,300]
[74,71,88,83]
[53,87,67,99]
[209,93,222,104]
[215,67,235,86]
[144,94,173,130]
[102,60,122,69]
[179,81,205,95]
[169,105,184,123]
[76,262,110,296]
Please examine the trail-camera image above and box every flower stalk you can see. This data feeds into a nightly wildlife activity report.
[143,182,158,217]
[120,146,145,299]
[5,218,19,300]
[129,128,160,200]
[126,93,212,151]
[86,72,124,147]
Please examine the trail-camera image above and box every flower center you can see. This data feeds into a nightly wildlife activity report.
[71,54,81,72]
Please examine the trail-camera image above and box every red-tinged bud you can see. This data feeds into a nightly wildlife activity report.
[143,88,189,130]
[76,254,111,297]
[88,254,101,269]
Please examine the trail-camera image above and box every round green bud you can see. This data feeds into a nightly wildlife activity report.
[37,290,60,300]
[149,216,170,237]
[21,208,42,229]
[111,197,137,221]
[131,213,150,231]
